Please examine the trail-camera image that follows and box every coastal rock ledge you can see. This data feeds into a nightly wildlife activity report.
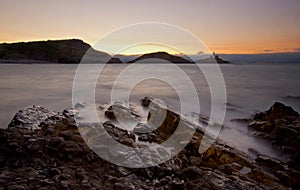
[248,102,300,170]
[0,100,299,189]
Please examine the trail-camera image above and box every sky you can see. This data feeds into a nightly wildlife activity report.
[0,0,300,54]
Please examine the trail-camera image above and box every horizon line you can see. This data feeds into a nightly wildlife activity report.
[1,38,300,56]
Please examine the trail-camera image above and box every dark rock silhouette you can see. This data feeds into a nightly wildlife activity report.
[196,52,230,63]
[253,102,299,121]
[107,57,122,63]
[249,102,300,171]
[0,39,112,63]
[214,54,230,63]
[127,52,193,63]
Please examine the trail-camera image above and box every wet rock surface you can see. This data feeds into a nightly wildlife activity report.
[105,102,140,121]
[0,100,299,189]
[248,102,300,170]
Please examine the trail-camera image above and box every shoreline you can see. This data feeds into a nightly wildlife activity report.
[0,99,299,189]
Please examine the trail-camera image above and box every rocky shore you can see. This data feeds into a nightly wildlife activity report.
[0,99,299,189]
[248,102,300,171]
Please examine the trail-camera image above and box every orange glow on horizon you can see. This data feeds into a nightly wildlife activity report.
[0,36,300,55]
[1,1,299,55]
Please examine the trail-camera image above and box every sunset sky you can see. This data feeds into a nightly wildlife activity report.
[1,0,300,54]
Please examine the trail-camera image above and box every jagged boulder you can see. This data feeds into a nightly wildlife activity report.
[249,102,300,171]
[8,106,58,130]
[8,105,76,130]
[253,102,299,121]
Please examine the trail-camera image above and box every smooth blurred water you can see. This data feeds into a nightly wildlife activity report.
[0,63,299,160]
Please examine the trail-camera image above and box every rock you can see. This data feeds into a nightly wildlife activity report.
[105,102,139,119]
[170,178,185,189]
[1,103,299,189]
[249,102,300,168]
[62,108,78,120]
[218,163,242,175]
[146,102,181,142]
[248,121,273,133]
[133,123,153,134]
[178,166,204,181]
[107,57,122,63]
[189,156,203,166]
[59,131,73,141]
[140,96,153,107]
[8,106,57,130]
[113,181,135,190]
[253,102,299,121]
[230,118,252,123]
[41,178,54,186]
[275,127,298,146]
[103,121,136,144]
[74,102,86,109]
[104,102,140,122]
[60,181,68,188]
[98,105,105,110]
[6,184,26,190]
[8,106,77,131]
[255,155,284,172]
[57,140,82,156]
[48,168,61,178]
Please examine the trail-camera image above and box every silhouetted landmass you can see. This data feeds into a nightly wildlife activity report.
[107,57,123,64]
[215,55,230,63]
[127,51,194,63]
[0,39,119,63]
[1,39,300,64]
[196,54,230,63]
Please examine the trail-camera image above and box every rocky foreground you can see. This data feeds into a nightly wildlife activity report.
[0,99,300,190]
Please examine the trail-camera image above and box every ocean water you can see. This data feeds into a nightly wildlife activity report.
[0,63,299,160]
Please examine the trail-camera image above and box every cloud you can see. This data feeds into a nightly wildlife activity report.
[263,49,273,52]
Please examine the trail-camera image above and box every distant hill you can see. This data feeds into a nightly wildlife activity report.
[0,39,120,63]
[114,54,139,63]
[127,51,193,63]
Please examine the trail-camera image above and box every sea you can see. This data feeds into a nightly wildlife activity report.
[0,63,299,161]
